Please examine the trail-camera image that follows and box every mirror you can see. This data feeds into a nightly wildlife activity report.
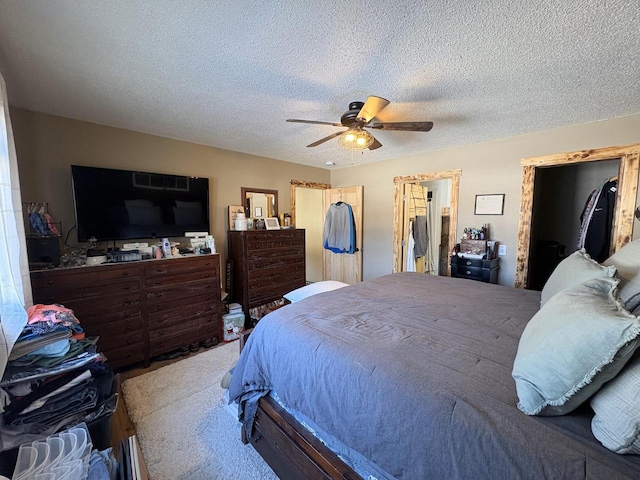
[392,170,461,276]
[241,187,278,219]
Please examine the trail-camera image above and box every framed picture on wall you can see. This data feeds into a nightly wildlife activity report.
[265,217,280,230]
[474,194,505,215]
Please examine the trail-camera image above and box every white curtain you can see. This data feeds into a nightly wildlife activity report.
[0,71,31,381]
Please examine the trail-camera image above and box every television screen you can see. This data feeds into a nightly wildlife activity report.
[71,165,210,242]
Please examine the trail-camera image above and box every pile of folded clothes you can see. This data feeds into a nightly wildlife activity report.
[0,304,117,455]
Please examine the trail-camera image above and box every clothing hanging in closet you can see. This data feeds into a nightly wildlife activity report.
[577,177,617,262]
[413,215,429,259]
[406,220,416,272]
[323,202,356,254]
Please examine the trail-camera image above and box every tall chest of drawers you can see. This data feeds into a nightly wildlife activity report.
[30,255,222,369]
[228,229,306,327]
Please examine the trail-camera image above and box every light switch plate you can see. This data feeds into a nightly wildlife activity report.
[498,244,507,256]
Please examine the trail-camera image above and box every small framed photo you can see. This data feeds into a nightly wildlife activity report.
[254,206,262,217]
[474,194,505,215]
[264,217,280,230]
[228,205,244,230]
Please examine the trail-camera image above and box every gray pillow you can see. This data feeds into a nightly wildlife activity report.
[591,353,640,454]
[540,249,616,307]
[512,277,640,416]
[603,239,640,311]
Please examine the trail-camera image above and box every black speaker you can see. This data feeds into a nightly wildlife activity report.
[27,237,61,267]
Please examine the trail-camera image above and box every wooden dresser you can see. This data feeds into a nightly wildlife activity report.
[30,255,222,369]
[228,229,305,327]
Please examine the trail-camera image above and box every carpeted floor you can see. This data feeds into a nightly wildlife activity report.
[121,342,278,480]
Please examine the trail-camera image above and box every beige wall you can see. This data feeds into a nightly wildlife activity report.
[12,107,640,288]
[330,114,640,286]
[10,108,330,274]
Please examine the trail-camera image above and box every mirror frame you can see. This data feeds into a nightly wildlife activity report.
[392,169,461,275]
[241,187,278,218]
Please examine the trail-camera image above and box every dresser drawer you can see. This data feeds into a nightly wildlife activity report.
[75,305,142,327]
[249,255,305,270]
[249,246,304,261]
[145,256,218,278]
[248,266,305,286]
[31,265,139,290]
[245,230,304,249]
[452,265,485,280]
[248,278,306,304]
[33,280,140,305]
[146,279,218,304]
[149,318,212,356]
[451,264,498,284]
[146,269,217,288]
[105,343,145,370]
[148,298,218,329]
[33,292,142,323]
[451,256,499,269]
[247,237,305,251]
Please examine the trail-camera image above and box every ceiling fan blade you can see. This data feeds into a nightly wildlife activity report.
[369,121,434,132]
[368,136,383,150]
[307,131,344,147]
[357,96,390,124]
[287,119,343,127]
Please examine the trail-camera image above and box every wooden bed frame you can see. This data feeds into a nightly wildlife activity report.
[239,330,360,480]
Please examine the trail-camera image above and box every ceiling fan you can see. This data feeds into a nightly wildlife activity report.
[286,96,433,151]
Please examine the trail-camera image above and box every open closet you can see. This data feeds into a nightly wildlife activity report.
[515,144,640,289]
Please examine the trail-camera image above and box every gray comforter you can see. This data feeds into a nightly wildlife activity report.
[228,273,640,479]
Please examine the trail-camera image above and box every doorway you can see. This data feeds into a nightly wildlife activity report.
[392,169,461,274]
[290,180,364,284]
[290,180,331,283]
[515,144,640,289]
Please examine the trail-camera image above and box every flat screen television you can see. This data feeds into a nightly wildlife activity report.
[71,165,210,242]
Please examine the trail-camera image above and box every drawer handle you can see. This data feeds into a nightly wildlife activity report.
[204,273,210,278]
[124,285,130,290]
[466,261,472,265]
[155,269,166,275]
[122,271,129,276]
[127,339,133,345]
[466,271,471,275]
[155,280,162,285]
[47,280,54,285]
[205,262,210,266]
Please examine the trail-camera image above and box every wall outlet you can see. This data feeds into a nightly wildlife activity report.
[498,244,507,256]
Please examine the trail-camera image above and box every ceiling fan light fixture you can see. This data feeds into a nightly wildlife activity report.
[339,129,373,151]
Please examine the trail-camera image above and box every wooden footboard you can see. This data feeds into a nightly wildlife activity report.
[238,329,361,480]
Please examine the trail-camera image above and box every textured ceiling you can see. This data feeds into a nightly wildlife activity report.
[0,1,639,169]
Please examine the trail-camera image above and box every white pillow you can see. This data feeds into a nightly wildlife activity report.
[603,239,640,311]
[540,249,616,306]
[284,281,349,303]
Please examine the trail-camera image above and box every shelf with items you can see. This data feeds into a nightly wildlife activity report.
[23,202,62,238]
[24,202,63,269]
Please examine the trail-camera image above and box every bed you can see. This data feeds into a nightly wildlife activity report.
[228,272,640,479]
